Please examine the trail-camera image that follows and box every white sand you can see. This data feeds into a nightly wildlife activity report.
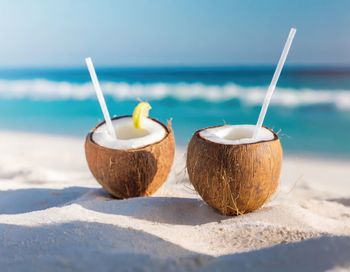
[0,130,349,271]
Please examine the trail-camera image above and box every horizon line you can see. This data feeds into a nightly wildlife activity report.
[0,64,350,71]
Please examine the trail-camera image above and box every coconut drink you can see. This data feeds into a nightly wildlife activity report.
[84,58,175,198]
[187,28,296,215]
[187,125,282,215]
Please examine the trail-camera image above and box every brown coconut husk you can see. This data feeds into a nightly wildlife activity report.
[85,115,175,198]
[186,126,282,216]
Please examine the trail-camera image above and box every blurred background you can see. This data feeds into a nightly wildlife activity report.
[0,0,349,157]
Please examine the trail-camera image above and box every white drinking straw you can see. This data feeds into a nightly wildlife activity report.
[85,57,116,138]
[252,28,297,139]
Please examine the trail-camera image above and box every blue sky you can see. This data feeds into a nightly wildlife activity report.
[0,0,349,67]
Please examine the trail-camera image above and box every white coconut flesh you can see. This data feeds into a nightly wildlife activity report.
[199,125,275,145]
[92,117,167,149]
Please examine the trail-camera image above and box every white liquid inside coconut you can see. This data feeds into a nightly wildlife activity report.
[92,117,167,149]
[199,125,275,145]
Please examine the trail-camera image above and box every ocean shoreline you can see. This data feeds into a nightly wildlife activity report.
[1,128,349,161]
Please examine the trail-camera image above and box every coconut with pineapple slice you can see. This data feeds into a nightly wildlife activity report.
[85,102,175,198]
[84,58,174,198]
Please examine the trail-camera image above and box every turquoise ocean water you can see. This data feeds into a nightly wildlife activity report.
[0,67,349,158]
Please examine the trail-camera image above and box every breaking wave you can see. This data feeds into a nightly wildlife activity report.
[0,79,349,110]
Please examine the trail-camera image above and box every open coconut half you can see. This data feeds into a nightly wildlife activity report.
[85,115,175,198]
[186,125,282,216]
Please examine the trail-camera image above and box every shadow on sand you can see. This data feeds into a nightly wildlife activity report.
[202,236,350,272]
[80,188,228,225]
[0,221,211,272]
[0,186,91,214]
[0,186,227,225]
[327,197,350,207]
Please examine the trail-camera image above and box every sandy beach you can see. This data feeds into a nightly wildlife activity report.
[0,130,349,271]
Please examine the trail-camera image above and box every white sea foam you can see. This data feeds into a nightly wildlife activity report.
[0,79,349,110]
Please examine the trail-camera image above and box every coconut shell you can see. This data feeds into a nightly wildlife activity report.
[186,126,282,216]
[85,116,175,198]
